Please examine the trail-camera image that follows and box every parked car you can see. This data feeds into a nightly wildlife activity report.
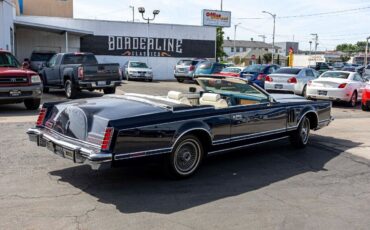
[194,62,226,77]
[122,61,153,82]
[361,78,370,111]
[0,50,42,110]
[264,67,317,97]
[217,66,244,77]
[29,51,56,72]
[39,52,121,98]
[27,76,332,178]
[174,59,205,82]
[310,62,331,74]
[364,64,370,77]
[333,62,344,70]
[306,71,367,107]
[239,64,280,88]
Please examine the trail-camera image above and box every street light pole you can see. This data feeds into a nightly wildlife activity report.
[233,23,241,59]
[129,6,134,22]
[262,11,276,64]
[309,41,312,66]
[365,36,370,67]
[138,7,160,64]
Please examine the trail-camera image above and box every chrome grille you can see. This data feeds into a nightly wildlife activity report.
[0,76,29,85]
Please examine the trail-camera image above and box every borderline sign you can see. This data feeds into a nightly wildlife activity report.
[80,35,216,58]
[202,9,231,27]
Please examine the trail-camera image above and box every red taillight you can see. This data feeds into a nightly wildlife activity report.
[189,65,195,71]
[36,108,47,126]
[287,77,297,84]
[265,75,273,82]
[338,83,347,88]
[101,127,113,151]
[78,67,84,80]
[257,74,265,81]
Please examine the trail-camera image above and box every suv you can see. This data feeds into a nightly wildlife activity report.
[0,50,42,110]
[174,59,205,82]
[29,51,56,72]
[311,62,331,74]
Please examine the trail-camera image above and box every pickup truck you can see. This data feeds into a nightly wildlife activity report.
[0,50,42,110]
[39,52,121,99]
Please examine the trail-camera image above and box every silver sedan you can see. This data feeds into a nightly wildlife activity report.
[264,67,319,97]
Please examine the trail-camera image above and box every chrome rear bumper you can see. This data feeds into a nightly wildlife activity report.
[27,128,112,170]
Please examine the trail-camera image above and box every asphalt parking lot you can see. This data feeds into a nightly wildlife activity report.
[1,81,370,230]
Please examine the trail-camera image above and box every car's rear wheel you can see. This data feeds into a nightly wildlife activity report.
[64,80,78,99]
[103,87,116,94]
[165,135,203,179]
[177,79,184,83]
[362,103,370,111]
[290,116,310,148]
[302,85,307,98]
[24,98,41,110]
[348,91,357,107]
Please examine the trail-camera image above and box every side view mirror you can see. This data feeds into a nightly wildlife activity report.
[22,62,30,69]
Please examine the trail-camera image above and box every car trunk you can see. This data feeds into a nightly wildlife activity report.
[269,74,296,83]
[311,78,349,88]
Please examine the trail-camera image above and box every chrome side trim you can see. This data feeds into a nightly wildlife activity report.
[172,127,213,148]
[287,110,319,129]
[208,136,289,155]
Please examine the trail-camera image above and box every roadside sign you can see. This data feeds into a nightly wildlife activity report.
[202,9,231,27]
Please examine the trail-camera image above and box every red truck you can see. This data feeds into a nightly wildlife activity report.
[0,50,43,110]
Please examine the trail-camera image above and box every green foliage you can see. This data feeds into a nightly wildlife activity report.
[257,55,262,64]
[263,53,272,64]
[340,55,351,62]
[240,57,247,65]
[216,27,227,61]
[336,41,367,53]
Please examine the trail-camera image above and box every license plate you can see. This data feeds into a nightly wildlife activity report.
[274,84,283,89]
[97,81,106,86]
[178,68,185,72]
[318,90,327,96]
[9,90,21,96]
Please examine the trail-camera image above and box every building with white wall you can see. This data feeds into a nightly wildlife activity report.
[0,0,15,53]
[0,1,216,80]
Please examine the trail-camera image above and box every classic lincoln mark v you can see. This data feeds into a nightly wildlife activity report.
[27,77,333,178]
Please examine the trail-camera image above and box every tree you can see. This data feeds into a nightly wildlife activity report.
[340,55,350,62]
[276,54,280,65]
[336,41,367,54]
[263,53,272,64]
[216,27,227,61]
[257,55,262,64]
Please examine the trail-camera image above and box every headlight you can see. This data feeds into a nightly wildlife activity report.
[128,71,136,74]
[31,75,41,84]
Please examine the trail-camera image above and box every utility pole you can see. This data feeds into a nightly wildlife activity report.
[258,35,266,43]
[309,40,312,66]
[129,6,134,22]
[233,23,241,58]
[365,36,370,67]
[311,33,318,65]
[262,11,276,64]
[220,0,223,10]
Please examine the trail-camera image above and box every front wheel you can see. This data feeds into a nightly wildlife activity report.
[290,116,310,148]
[64,80,78,99]
[176,78,184,83]
[103,87,116,94]
[165,135,204,179]
[24,98,41,110]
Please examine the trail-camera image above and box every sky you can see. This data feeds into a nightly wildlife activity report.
[74,0,370,51]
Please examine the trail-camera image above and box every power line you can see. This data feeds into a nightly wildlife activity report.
[278,6,370,18]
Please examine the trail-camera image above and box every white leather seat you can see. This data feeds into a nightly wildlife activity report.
[199,93,228,109]
[167,91,191,105]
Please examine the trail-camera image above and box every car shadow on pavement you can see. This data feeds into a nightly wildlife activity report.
[50,136,362,214]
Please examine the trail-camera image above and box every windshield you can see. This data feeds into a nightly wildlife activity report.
[30,53,55,62]
[222,67,242,73]
[197,78,269,102]
[130,62,148,68]
[243,65,263,73]
[62,54,98,65]
[198,62,212,69]
[0,52,20,68]
[320,71,350,79]
[275,68,301,74]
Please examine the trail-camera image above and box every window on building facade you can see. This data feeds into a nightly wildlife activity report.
[231,47,234,52]
[243,47,247,52]
[236,47,240,52]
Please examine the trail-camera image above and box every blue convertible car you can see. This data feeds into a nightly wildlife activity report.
[27,77,332,178]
